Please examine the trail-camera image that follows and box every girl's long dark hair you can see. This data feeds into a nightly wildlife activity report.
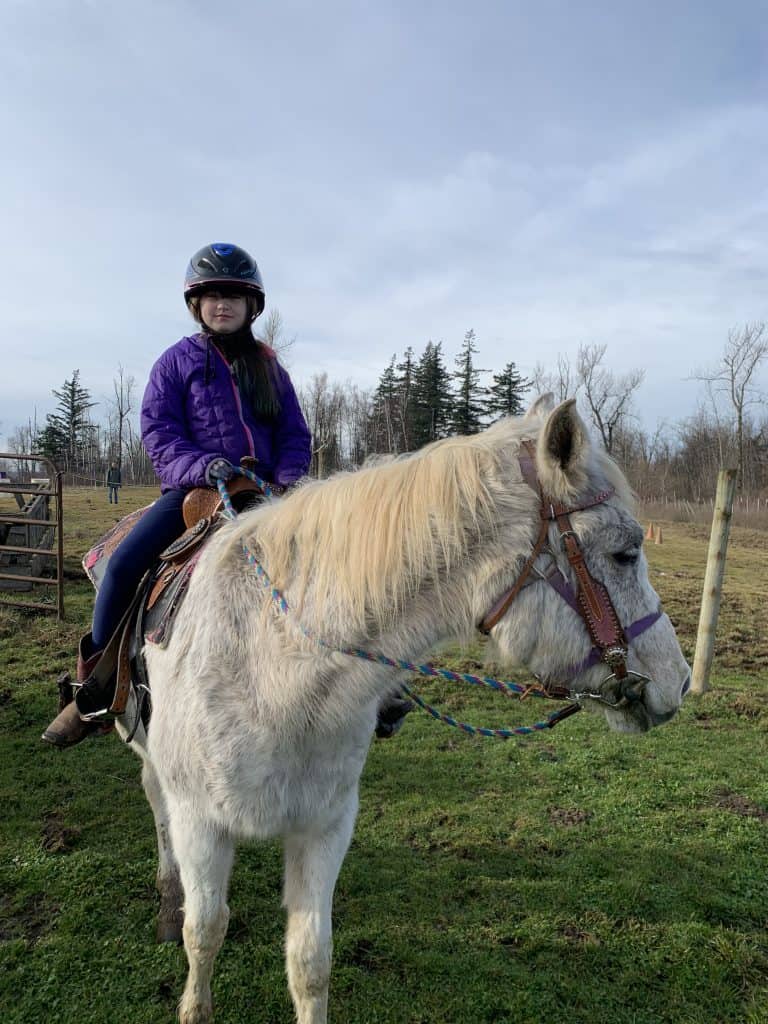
[217,330,282,420]
[190,296,282,419]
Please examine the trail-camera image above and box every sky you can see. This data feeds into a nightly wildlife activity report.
[2,0,767,446]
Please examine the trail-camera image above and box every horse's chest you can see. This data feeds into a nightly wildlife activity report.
[200,737,368,838]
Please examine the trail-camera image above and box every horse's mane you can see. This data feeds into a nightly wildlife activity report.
[220,413,634,632]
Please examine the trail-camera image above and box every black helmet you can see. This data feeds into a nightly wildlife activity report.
[184,243,265,316]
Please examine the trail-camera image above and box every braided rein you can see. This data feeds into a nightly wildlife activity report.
[217,470,582,740]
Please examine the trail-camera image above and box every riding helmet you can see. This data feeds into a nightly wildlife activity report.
[184,243,265,316]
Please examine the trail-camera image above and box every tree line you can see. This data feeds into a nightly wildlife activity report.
[299,324,767,499]
[4,367,154,486]
[304,331,532,476]
[2,323,766,500]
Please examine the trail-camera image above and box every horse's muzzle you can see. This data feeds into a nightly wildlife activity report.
[579,671,650,710]
[598,671,688,728]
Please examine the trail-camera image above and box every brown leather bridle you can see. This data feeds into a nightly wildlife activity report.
[478,440,661,709]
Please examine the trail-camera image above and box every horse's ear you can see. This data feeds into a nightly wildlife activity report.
[523,393,555,420]
[536,399,590,497]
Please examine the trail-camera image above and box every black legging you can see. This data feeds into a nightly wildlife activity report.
[91,489,187,649]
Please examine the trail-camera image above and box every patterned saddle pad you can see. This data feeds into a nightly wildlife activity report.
[83,505,212,651]
[83,505,152,590]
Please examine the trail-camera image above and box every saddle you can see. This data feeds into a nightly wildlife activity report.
[82,461,267,737]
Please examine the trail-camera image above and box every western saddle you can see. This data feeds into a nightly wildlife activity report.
[64,459,268,735]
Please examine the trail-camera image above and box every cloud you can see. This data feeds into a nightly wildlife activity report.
[2,3,768,445]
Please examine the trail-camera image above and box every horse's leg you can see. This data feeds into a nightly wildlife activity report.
[140,759,184,943]
[283,796,357,1024]
[171,811,235,1024]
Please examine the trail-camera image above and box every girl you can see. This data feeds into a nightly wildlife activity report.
[43,243,312,747]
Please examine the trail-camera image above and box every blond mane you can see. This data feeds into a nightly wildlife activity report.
[220,413,634,632]
[222,420,522,629]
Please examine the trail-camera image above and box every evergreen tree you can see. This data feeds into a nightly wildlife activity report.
[412,341,453,447]
[394,346,416,452]
[450,329,486,435]
[37,370,97,472]
[35,421,67,464]
[484,361,533,420]
[368,355,398,453]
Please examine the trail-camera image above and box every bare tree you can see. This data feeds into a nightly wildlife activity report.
[259,308,295,357]
[123,418,156,484]
[6,418,38,479]
[576,343,644,455]
[298,373,346,478]
[633,420,674,496]
[107,364,135,468]
[341,384,371,467]
[532,354,578,403]
[692,322,768,489]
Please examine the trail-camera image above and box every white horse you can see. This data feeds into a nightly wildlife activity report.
[118,397,690,1024]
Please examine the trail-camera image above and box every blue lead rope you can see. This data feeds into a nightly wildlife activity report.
[217,472,581,739]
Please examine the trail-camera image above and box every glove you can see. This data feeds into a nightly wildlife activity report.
[205,458,235,486]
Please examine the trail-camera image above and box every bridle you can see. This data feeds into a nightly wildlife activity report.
[478,441,663,710]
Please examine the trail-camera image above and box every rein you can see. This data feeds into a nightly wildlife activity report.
[217,450,660,739]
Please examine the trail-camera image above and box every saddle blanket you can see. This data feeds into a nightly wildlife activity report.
[83,505,207,650]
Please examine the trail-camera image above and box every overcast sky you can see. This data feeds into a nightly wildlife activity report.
[2,0,767,446]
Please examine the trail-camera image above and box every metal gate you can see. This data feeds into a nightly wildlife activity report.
[0,453,64,619]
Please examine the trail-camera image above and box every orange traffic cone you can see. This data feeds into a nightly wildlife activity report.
[645,522,655,541]
[655,525,663,544]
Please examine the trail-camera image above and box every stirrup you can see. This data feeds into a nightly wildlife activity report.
[79,706,117,724]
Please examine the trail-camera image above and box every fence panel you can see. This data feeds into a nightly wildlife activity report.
[0,454,64,618]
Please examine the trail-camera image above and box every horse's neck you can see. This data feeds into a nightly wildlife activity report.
[290,539,484,711]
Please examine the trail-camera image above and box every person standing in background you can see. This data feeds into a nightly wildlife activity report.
[106,463,121,504]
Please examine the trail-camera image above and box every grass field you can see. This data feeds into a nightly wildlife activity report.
[1,488,767,1024]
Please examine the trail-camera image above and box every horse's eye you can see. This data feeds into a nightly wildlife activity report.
[612,549,639,566]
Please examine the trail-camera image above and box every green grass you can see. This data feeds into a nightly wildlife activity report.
[1,492,767,1023]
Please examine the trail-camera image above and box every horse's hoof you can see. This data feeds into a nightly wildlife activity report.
[178,1001,213,1024]
[156,918,183,944]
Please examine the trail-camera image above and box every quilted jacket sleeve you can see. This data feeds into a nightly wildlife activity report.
[140,355,222,490]
[270,362,312,486]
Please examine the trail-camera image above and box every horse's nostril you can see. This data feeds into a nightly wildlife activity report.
[681,676,691,698]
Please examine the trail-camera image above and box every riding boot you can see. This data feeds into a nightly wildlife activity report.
[42,634,114,749]
[375,694,415,739]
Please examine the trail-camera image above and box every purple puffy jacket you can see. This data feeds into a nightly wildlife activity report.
[141,333,312,491]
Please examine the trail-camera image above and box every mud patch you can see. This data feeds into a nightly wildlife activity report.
[559,923,600,946]
[346,937,384,971]
[0,893,58,944]
[548,807,592,827]
[533,839,566,857]
[730,694,768,720]
[41,809,81,853]
[713,787,768,823]
[155,976,177,1002]
[693,711,717,729]
[227,908,252,942]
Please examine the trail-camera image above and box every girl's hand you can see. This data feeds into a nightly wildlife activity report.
[205,458,235,485]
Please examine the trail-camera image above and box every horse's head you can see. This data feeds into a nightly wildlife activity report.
[484,397,691,734]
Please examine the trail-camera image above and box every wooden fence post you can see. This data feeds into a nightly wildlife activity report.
[690,469,738,695]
